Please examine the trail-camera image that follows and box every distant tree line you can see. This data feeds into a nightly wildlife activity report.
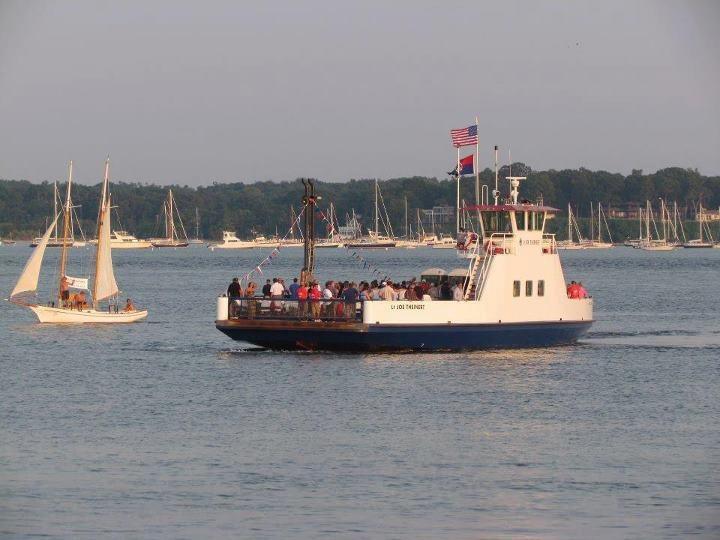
[1,165,719,241]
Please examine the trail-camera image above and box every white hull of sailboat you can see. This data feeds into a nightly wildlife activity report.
[640,244,675,251]
[556,242,585,250]
[316,242,345,248]
[682,242,714,249]
[150,239,189,248]
[28,305,148,323]
[582,242,614,249]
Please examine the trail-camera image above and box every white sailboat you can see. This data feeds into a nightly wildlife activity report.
[583,202,614,249]
[8,160,148,323]
[151,190,189,247]
[557,203,586,250]
[188,207,205,245]
[639,200,675,251]
[683,204,714,248]
[345,180,396,248]
[316,203,345,248]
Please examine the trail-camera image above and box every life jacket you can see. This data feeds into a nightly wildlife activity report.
[297,286,308,300]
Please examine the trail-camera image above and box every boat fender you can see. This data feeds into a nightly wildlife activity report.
[217,295,229,321]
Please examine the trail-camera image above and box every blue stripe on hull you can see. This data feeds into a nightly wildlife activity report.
[216,321,593,352]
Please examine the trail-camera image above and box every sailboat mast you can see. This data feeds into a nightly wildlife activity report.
[699,204,704,242]
[404,196,408,239]
[57,161,74,303]
[590,203,595,242]
[567,204,572,242]
[195,207,200,239]
[165,190,174,241]
[374,179,379,238]
[93,158,110,308]
[53,181,58,241]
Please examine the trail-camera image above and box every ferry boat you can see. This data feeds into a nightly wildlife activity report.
[215,176,593,351]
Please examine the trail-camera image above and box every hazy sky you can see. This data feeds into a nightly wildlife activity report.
[0,0,718,185]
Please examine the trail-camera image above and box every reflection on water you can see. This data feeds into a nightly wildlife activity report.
[1,247,719,538]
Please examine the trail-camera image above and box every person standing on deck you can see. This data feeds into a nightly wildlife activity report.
[452,281,464,301]
[288,278,300,300]
[270,278,284,312]
[341,281,359,318]
[379,281,394,301]
[60,275,70,307]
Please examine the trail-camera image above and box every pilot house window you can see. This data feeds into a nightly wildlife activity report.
[513,280,521,297]
[525,280,533,296]
[538,280,545,296]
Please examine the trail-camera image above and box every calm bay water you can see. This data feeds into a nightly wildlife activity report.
[1,245,718,539]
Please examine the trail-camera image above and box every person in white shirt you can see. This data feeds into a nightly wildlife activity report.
[269,278,284,312]
[322,281,335,317]
[452,281,464,301]
[379,281,395,301]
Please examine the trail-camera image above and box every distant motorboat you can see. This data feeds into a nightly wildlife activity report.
[89,230,152,249]
[431,235,457,249]
[209,231,255,250]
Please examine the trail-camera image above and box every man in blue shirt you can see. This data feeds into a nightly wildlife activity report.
[341,281,359,319]
[288,277,300,300]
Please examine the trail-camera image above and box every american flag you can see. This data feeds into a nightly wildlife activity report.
[450,124,478,148]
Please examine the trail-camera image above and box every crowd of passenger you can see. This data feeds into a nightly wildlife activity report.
[227,276,466,303]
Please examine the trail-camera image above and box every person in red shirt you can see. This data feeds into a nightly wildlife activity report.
[577,282,589,298]
[567,281,583,299]
[297,282,308,317]
[309,282,322,318]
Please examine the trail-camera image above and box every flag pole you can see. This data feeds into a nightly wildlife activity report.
[475,117,481,227]
[456,145,460,236]
[475,117,480,206]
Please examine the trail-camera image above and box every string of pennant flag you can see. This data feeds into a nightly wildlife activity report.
[344,248,388,282]
[241,206,307,285]
[241,205,390,285]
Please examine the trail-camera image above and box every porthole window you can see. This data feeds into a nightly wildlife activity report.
[525,280,533,296]
[513,280,520,297]
[538,280,545,296]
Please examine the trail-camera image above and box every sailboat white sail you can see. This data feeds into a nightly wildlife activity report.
[93,167,119,302]
[10,214,61,301]
[9,159,148,323]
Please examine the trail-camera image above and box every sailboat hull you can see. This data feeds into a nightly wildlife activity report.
[29,305,148,323]
[151,240,189,248]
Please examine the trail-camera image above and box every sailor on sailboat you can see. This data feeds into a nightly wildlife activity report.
[8,160,148,323]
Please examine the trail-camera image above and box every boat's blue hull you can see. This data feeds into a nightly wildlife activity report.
[216,320,592,351]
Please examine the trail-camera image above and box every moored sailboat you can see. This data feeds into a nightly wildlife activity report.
[8,160,148,323]
[556,204,585,250]
[150,190,189,248]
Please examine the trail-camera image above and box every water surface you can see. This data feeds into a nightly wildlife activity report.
[1,246,718,538]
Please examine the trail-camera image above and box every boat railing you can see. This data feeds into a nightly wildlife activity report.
[227,297,363,322]
[482,233,515,255]
[542,234,557,254]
